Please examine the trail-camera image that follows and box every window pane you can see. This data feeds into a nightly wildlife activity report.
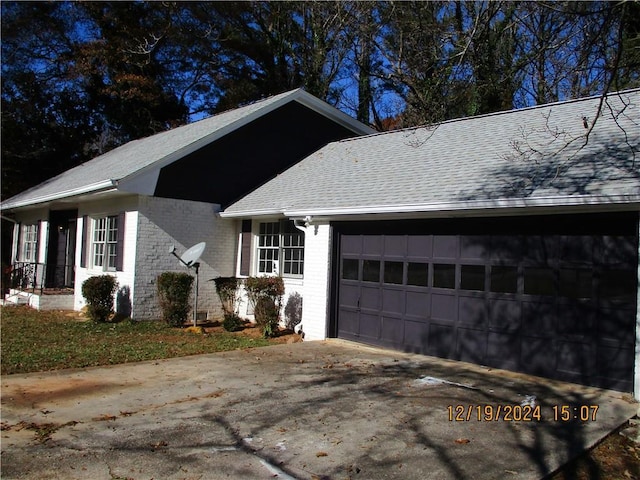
[461,265,485,291]
[384,261,404,284]
[433,264,455,289]
[342,259,359,280]
[599,269,636,302]
[107,243,118,269]
[559,269,592,299]
[407,263,428,287]
[94,243,105,267]
[362,260,380,282]
[258,248,278,273]
[490,266,518,293]
[524,267,555,296]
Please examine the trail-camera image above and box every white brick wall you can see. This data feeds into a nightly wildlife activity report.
[298,222,331,340]
[132,196,237,320]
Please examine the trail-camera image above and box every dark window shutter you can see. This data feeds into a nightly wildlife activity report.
[80,215,88,268]
[115,212,126,272]
[239,219,252,276]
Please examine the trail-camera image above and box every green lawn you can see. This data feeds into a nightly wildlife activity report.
[1,306,270,375]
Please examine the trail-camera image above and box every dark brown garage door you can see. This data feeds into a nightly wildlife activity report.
[332,213,638,391]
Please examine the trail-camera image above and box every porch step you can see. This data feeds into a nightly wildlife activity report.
[3,292,30,306]
[3,289,74,310]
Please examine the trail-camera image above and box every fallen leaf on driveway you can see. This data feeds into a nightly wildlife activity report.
[316,451,328,457]
[454,438,470,444]
[93,414,116,422]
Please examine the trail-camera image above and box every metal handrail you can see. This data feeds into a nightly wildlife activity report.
[9,262,74,294]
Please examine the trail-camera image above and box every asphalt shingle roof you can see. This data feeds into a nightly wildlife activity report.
[224,89,640,217]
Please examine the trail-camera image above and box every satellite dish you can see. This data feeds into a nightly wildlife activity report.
[180,242,206,267]
[169,242,207,327]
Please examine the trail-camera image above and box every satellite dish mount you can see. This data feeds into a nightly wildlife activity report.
[169,242,206,327]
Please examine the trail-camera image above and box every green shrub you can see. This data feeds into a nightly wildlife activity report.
[245,276,284,338]
[213,276,240,315]
[254,297,279,337]
[222,313,243,332]
[157,272,194,327]
[81,275,118,322]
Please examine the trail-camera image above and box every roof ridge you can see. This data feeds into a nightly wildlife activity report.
[336,87,640,144]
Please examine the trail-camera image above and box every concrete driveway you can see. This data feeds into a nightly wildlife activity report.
[1,340,637,480]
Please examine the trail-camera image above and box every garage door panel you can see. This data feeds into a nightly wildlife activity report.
[521,301,556,336]
[525,236,559,263]
[490,236,523,260]
[597,345,635,381]
[406,291,430,319]
[521,339,556,375]
[359,313,380,340]
[363,235,383,256]
[360,286,380,310]
[382,288,405,315]
[489,299,521,332]
[404,320,429,351]
[598,308,636,345]
[487,332,520,369]
[560,236,594,263]
[338,310,359,336]
[382,316,404,345]
[431,293,457,322]
[339,284,359,308]
[557,303,595,337]
[460,236,489,261]
[341,235,362,255]
[457,328,487,364]
[433,235,458,260]
[427,324,456,358]
[384,235,407,257]
[407,236,432,259]
[459,296,487,328]
[556,341,596,376]
[599,236,636,265]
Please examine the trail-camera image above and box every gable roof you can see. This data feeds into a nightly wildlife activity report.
[222,89,640,219]
[1,89,375,211]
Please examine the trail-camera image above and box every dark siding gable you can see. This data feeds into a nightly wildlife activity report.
[154,102,358,207]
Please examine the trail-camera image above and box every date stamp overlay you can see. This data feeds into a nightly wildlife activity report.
[447,404,599,422]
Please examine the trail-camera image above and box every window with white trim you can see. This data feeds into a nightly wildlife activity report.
[92,215,119,271]
[257,221,304,277]
[21,224,38,262]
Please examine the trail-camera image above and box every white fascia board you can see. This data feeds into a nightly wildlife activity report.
[282,194,640,218]
[294,90,377,135]
[220,208,287,219]
[220,195,640,220]
[0,180,117,211]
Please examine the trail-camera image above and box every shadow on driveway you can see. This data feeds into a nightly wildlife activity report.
[1,340,637,479]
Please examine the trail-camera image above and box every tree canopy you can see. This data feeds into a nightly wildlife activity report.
[2,0,638,200]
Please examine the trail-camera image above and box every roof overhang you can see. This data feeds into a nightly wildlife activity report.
[220,194,640,221]
[0,180,118,212]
